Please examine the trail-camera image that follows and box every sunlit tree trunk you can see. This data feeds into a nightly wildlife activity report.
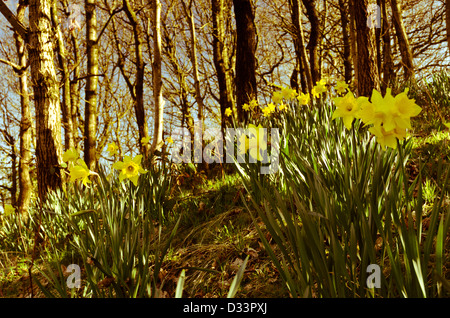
[51,0,75,151]
[84,0,98,169]
[290,0,313,93]
[151,0,164,154]
[390,0,415,82]
[211,0,234,134]
[29,0,63,201]
[16,0,32,218]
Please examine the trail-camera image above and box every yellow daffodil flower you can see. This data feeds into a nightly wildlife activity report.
[141,136,151,146]
[272,91,283,104]
[278,102,286,111]
[297,92,310,105]
[242,103,251,112]
[166,136,174,144]
[249,99,258,109]
[106,142,119,156]
[312,79,327,98]
[332,91,367,130]
[69,158,96,187]
[225,107,232,117]
[335,81,349,94]
[62,147,79,163]
[262,106,272,117]
[112,155,147,186]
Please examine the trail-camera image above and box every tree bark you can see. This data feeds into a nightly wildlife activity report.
[51,0,75,151]
[183,1,205,130]
[151,0,164,154]
[338,0,352,84]
[354,0,380,96]
[233,0,257,123]
[302,0,321,84]
[29,0,63,201]
[381,0,394,93]
[84,0,99,170]
[211,0,234,134]
[390,0,415,82]
[290,0,313,93]
[123,0,150,156]
[447,0,450,53]
[16,0,32,218]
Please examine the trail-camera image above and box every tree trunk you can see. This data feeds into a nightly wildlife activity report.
[84,0,98,170]
[183,2,205,130]
[151,0,164,154]
[211,0,234,134]
[354,0,380,96]
[302,0,321,84]
[447,0,450,52]
[233,0,257,123]
[29,0,63,202]
[338,0,352,84]
[51,0,75,151]
[381,0,394,93]
[390,0,414,82]
[123,0,150,156]
[16,0,32,218]
[290,0,313,93]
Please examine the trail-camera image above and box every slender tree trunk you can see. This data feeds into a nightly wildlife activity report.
[233,0,257,123]
[290,0,313,93]
[70,27,82,152]
[84,0,98,169]
[338,0,352,84]
[183,2,205,130]
[123,0,149,156]
[211,0,234,134]
[51,0,75,151]
[447,0,450,52]
[151,0,164,153]
[16,0,32,218]
[349,1,358,89]
[381,0,394,93]
[29,0,63,202]
[302,0,320,84]
[390,0,414,82]
[354,0,380,96]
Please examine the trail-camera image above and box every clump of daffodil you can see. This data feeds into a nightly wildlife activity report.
[311,79,327,98]
[106,142,119,156]
[335,80,349,95]
[112,155,147,186]
[280,86,298,101]
[69,158,98,187]
[332,91,369,130]
[357,88,422,149]
[238,124,267,162]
